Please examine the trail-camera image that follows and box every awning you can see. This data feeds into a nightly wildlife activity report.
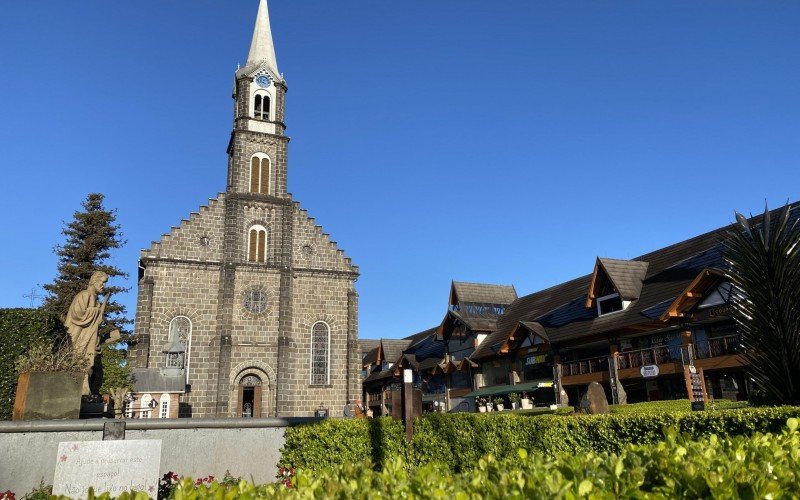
[464,379,553,398]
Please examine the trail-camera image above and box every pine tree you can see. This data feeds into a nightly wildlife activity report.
[43,193,131,337]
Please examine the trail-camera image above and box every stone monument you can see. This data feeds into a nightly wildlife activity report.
[580,382,610,414]
[65,271,120,394]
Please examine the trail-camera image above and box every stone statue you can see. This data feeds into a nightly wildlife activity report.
[65,271,110,394]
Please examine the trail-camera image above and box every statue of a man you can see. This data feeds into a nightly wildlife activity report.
[65,271,110,394]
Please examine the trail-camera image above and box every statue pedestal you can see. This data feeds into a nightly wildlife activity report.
[13,372,83,420]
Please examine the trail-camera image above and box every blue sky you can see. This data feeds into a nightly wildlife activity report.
[1,1,798,339]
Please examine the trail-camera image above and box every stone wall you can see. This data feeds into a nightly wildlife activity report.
[0,418,313,495]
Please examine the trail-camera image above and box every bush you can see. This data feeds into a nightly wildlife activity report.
[280,416,406,472]
[71,419,800,499]
[0,308,67,420]
[281,406,800,473]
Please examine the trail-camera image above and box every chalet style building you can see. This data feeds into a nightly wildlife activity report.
[364,204,799,410]
[363,282,517,413]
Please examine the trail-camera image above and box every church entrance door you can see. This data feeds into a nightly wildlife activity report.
[237,375,262,418]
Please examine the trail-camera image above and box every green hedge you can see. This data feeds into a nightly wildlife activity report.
[63,419,800,499]
[280,406,800,473]
[609,398,749,414]
[0,308,66,420]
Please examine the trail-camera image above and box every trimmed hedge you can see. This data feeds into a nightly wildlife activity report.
[66,419,800,498]
[609,398,749,414]
[0,308,67,420]
[280,406,800,472]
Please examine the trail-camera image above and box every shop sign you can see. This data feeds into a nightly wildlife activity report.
[640,365,660,378]
[525,354,546,366]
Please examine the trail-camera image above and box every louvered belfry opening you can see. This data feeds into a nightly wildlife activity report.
[250,156,271,195]
[248,227,267,262]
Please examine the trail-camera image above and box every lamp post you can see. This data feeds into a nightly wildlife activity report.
[403,368,413,441]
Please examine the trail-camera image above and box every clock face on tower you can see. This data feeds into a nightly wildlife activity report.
[255,75,272,88]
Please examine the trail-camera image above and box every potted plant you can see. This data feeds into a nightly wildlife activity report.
[13,342,89,420]
[476,396,487,413]
[493,396,505,411]
[520,392,533,410]
[509,392,521,410]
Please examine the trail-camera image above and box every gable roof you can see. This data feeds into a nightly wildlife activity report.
[586,258,649,306]
[450,281,517,306]
[471,202,800,359]
[358,339,380,356]
[380,339,414,365]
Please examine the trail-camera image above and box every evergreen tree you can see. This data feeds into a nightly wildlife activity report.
[43,193,131,337]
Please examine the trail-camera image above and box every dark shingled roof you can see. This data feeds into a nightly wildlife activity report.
[471,202,800,359]
[596,258,649,300]
[131,368,186,393]
[404,326,439,344]
[362,346,380,365]
[451,281,517,305]
[359,339,380,356]
[381,339,414,365]
[363,369,396,384]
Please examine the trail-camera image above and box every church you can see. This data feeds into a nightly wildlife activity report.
[128,0,361,418]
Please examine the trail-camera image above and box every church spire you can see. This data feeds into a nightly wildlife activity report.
[246,0,279,77]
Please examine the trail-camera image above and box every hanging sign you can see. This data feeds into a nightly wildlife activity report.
[640,365,660,378]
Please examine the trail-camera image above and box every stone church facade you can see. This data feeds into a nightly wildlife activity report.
[128,0,360,418]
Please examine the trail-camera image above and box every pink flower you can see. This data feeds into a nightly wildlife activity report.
[59,455,68,462]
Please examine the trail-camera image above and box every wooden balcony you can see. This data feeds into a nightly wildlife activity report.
[694,334,746,371]
[561,355,610,386]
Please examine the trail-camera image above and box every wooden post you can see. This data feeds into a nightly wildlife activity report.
[403,369,413,441]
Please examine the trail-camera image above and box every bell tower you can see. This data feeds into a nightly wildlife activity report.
[227,0,289,198]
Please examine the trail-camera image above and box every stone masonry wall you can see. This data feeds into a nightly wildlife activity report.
[143,261,221,418]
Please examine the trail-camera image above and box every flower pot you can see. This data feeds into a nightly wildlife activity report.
[496,404,505,411]
[478,406,487,413]
[521,399,533,410]
[13,371,84,420]
[511,402,519,410]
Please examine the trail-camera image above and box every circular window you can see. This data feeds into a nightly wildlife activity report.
[302,244,314,257]
[243,287,268,314]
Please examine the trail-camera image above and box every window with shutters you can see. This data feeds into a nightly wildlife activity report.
[247,225,268,263]
[254,93,271,120]
[249,154,271,195]
[310,322,330,385]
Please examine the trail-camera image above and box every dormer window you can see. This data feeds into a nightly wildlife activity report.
[597,293,624,316]
[586,257,648,313]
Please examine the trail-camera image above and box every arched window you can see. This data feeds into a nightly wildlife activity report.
[249,154,271,194]
[248,225,267,263]
[140,394,153,419]
[124,395,134,419]
[160,394,170,419]
[168,316,192,380]
[254,93,271,120]
[310,322,330,385]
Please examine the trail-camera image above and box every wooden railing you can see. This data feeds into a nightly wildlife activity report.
[617,345,683,369]
[694,334,743,359]
[562,355,609,377]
